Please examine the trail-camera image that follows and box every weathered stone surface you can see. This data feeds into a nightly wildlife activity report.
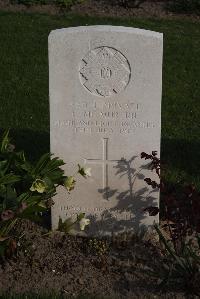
[49,26,163,236]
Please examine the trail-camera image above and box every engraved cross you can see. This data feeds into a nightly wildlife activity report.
[85,138,120,200]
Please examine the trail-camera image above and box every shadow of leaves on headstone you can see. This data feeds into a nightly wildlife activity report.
[98,187,118,200]
[89,155,159,236]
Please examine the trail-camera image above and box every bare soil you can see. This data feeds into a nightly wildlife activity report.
[0,220,195,298]
[0,0,199,21]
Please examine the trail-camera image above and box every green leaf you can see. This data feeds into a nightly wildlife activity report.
[40,156,65,174]
[78,164,86,177]
[0,160,9,176]
[38,201,47,209]
[15,150,26,162]
[25,195,42,205]
[16,192,30,203]
[32,153,51,176]
[1,186,17,209]
[0,130,10,153]
[20,161,32,172]
[40,157,65,182]
[0,174,21,185]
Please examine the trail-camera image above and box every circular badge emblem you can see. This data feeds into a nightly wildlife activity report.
[79,47,131,97]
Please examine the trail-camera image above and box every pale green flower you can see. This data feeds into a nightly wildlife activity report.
[79,217,90,231]
[64,176,76,192]
[30,179,46,193]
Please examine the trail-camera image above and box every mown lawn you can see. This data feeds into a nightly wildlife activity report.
[0,11,200,187]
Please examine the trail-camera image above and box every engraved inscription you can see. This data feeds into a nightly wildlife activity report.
[53,100,156,134]
[79,47,131,97]
[60,205,133,221]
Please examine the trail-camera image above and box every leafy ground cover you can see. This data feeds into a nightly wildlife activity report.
[0,11,200,187]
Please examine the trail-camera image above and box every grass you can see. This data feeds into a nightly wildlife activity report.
[0,11,200,187]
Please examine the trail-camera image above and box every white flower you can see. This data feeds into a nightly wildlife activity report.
[78,165,92,178]
[84,167,92,177]
[79,217,90,231]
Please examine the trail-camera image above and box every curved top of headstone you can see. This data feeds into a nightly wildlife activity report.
[49,25,163,40]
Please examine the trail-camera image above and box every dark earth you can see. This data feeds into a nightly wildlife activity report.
[0,220,196,298]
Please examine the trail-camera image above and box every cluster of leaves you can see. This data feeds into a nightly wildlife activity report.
[142,151,200,241]
[154,224,200,294]
[142,151,200,293]
[109,0,146,8]
[141,151,161,189]
[166,0,200,14]
[11,0,86,8]
[0,131,88,258]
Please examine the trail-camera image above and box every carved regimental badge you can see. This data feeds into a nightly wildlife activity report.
[79,47,131,97]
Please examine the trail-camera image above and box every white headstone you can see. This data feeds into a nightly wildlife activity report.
[49,26,163,236]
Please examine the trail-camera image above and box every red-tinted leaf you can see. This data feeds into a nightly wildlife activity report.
[152,151,157,156]
[1,210,15,221]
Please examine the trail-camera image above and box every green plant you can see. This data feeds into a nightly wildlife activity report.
[142,151,200,249]
[0,130,88,257]
[167,0,200,14]
[152,224,200,294]
[141,151,200,293]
